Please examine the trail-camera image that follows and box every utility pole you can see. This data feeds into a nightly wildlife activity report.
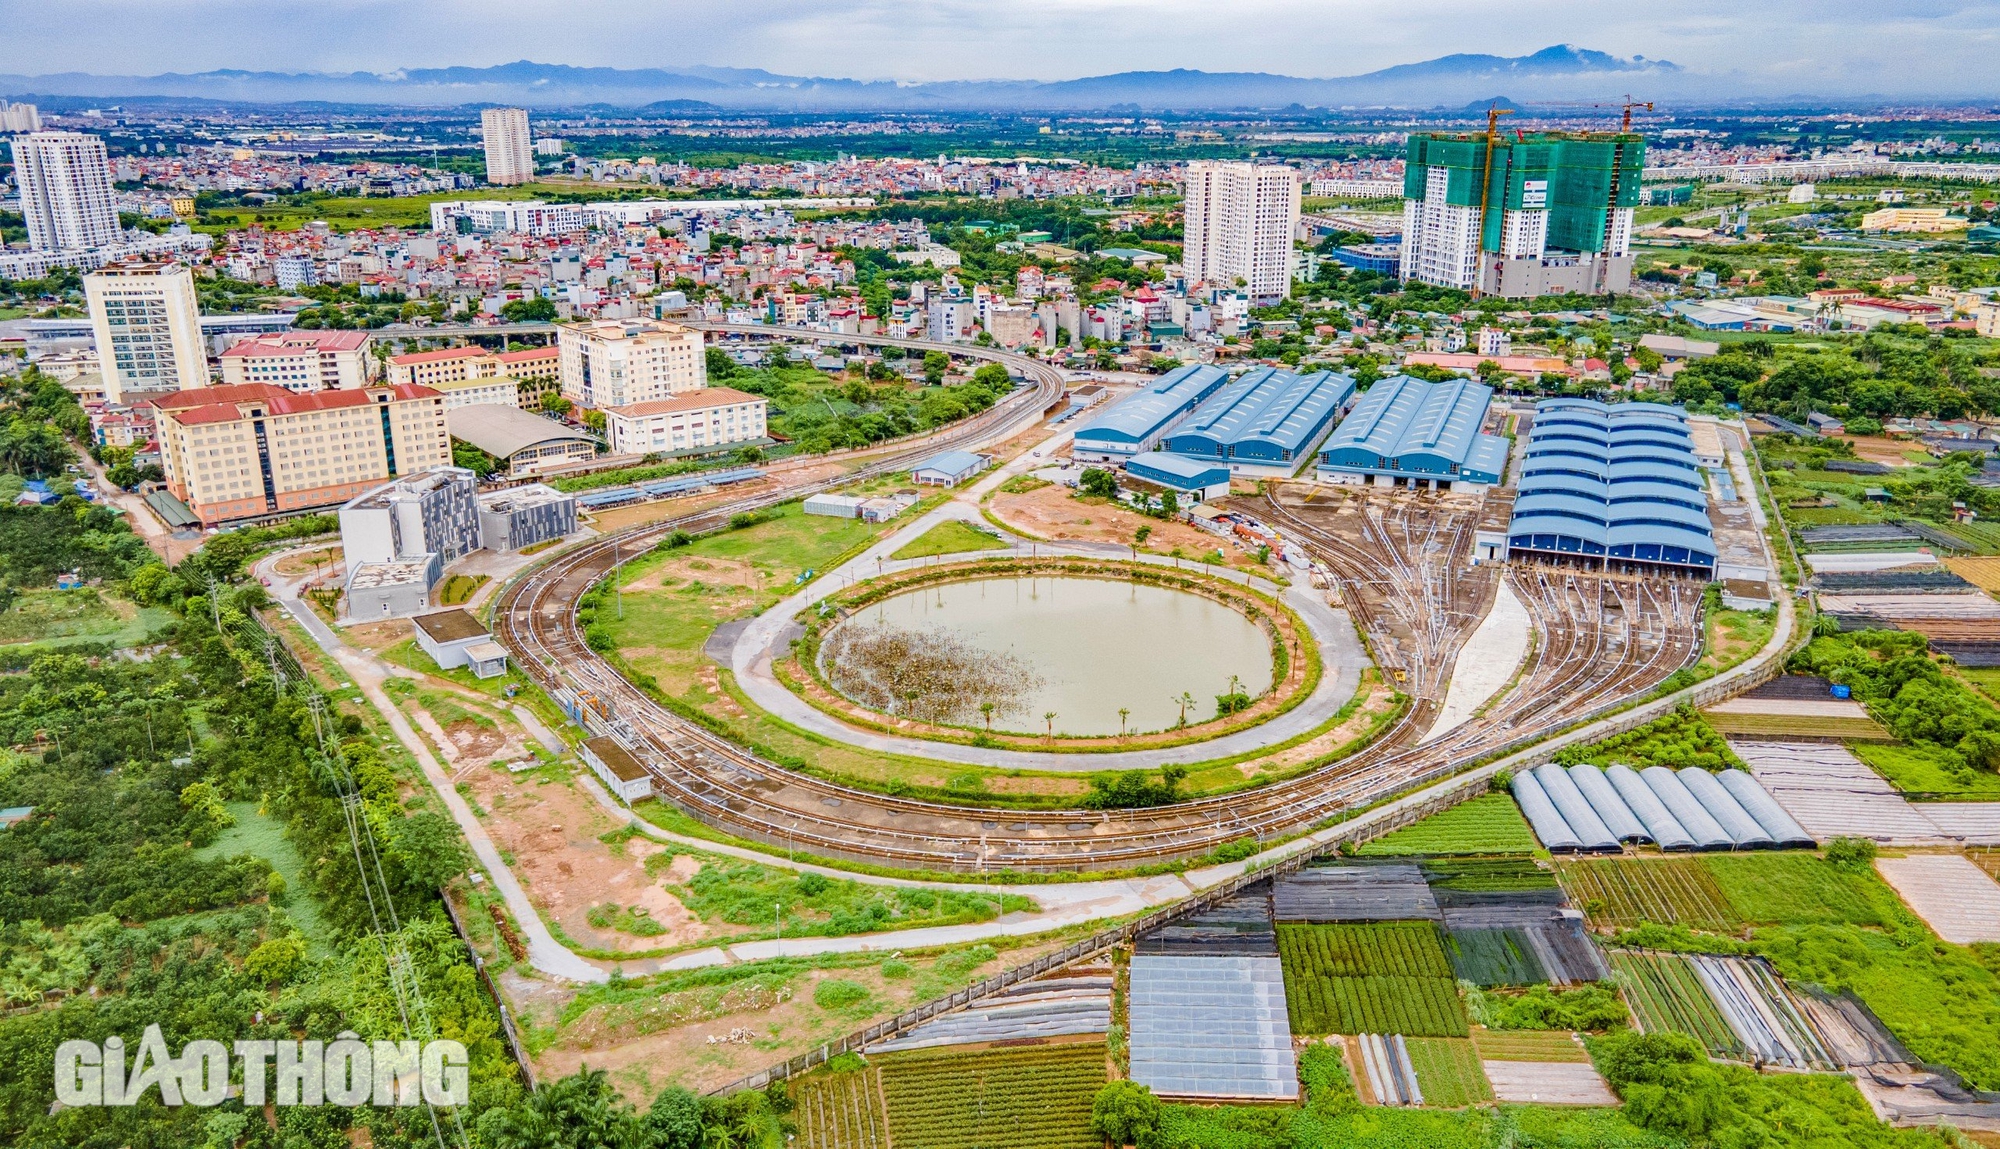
[613,539,622,620]
[205,574,223,629]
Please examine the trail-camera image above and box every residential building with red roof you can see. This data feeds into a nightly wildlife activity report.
[218,330,376,392]
[602,387,767,456]
[149,383,451,523]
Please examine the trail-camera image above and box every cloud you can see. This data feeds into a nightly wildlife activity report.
[1,0,1997,96]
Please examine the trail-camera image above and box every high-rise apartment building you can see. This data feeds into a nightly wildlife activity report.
[1182,161,1300,305]
[481,108,534,186]
[84,260,209,401]
[13,130,120,251]
[1400,132,1644,298]
[0,102,41,132]
[150,383,452,523]
[557,318,705,410]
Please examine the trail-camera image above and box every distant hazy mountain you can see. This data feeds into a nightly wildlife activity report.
[0,46,1688,112]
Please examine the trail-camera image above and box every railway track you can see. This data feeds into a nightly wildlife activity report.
[492,330,1710,871]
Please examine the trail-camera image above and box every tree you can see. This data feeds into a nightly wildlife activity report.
[1079,468,1118,498]
[581,409,608,433]
[391,811,471,890]
[541,393,575,417]
[500,296,559,323]
[1091,1080,1162,1148]
[642,1086,704,1149]
[476,1068,641,1149]
[922,350,950,384]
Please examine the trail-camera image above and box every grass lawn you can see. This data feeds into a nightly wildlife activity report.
[1960,667,2000,706]
[1851,742,2000,799]
[1702,606,1775,674]
[606,502,889,705]
[192,185,569,234]
[194,801,334,953]
[0,589,174,650]
[1358,794,1538,856]
[889,520,1009,560]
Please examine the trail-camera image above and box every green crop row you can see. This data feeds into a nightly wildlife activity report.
[878,1042,1106,1149]
[1278,922,1454,979]
[1285,975,1469,1037]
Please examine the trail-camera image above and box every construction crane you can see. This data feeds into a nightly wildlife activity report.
[1617,96,1654,133]
[1472,104,1515,300]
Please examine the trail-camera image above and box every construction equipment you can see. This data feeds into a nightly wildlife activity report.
[1618,96,1654,133]
[1472,104,1515,299]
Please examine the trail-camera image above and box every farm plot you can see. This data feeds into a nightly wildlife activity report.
[1687,954,1835,1069]
[1276,923,1453,978]
[1277,923,1468,1036]
[877,1041,1105,1149]
[1702,853,1896,928]
[1702,711,1891,741]
[1557,857,1740,933]
[1609,949,1746,1060]
[1274,863,1441,922]
[1405,1037,1494,1108]
[1358,794,1540,856]
[1471,1028,1590,1064]
[1419,856,1563,908]
[795,1068,888,1149]
[1443,928,1544,987]
[1874,854,2000,944]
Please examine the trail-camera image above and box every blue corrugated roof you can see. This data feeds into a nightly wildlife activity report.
[1073,365,1230,448]
[1318,375,1504,480]
[1161,367,1354,461]
[1510,398,1713,568]
[913,449,986,477]
[1126,451,1230,490]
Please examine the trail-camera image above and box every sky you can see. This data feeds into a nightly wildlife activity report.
[3,0,2000,95]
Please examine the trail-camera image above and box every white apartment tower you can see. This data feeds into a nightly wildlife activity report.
[0,102,41,132]
[13,131,120,251]
[557,318,706,410]
[1182,161,1300,305]
[85,260,209,401]
[481,108,534,186]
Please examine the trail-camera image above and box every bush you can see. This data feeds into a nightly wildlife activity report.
[1824,836,1878,872]
[812,978,869,1010]
[1090,1080,1161,1147]
[1465,982,1629,1032]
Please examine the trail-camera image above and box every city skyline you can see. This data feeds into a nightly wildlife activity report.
[2,1,1999,99]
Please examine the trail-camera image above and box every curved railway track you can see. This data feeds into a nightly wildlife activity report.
[493,329,1708,871]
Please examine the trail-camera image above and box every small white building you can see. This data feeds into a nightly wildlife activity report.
[910,449,989,487]
[803,493,866,519]
[581,736,654,804]
[412,609,510,679]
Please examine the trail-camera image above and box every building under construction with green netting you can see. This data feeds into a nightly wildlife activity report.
[1399,131,1645,298]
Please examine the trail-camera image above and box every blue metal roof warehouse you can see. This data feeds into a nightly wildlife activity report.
[1124,452,1232,500]
[1316,375,1509,491]
[1159,367,1356,477]
[1507,398,1716,573]
[1071,365,1230,461]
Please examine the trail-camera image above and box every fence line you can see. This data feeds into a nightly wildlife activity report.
[440,891,539,1091]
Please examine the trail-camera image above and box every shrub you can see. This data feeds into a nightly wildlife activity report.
[812,979,869,1009]
[1824,836,1878,872]
[1090,1080,1161,1148]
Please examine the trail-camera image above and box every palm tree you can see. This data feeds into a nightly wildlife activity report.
[980,701,996,730]
[1044,711,1057,737]
[1118,707,1130,736]
[1176,691,1195,728]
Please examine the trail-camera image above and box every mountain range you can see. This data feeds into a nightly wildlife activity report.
[0,46,1696,112]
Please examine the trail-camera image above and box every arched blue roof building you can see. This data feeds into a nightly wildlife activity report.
[1158,366,1356,477]
[1315,375,1509,492]
[1507,398,1716,573]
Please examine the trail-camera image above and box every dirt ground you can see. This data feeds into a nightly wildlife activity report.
[1844,435,1931,467]
[989,481,1270,567]
[345,618,413,654]
[273,545,343,576]
[516,931,1078,1099]
[461,764,721,955]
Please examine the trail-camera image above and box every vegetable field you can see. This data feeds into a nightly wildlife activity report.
[1404,1038,1494,1108]
[1702,711,1890,741]
[1701,854,1895,927]
[1470,1028,1591,1064]
[877,1041,1106,1149]
[1608,950,1746,1060]
[1286,975,1470,1037]
[1556,857,1739,933]
[1358,794,1539,856]
[795,1067,888,1149]
[1443,928,1543,987]
[1277,923,1454,977]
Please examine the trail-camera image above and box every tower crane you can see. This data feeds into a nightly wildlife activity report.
[1472,104,1515,300]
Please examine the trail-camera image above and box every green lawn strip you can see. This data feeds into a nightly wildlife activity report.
[191,801,335,954]
[1357,793,1537,856]
[889,519,1010,560]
